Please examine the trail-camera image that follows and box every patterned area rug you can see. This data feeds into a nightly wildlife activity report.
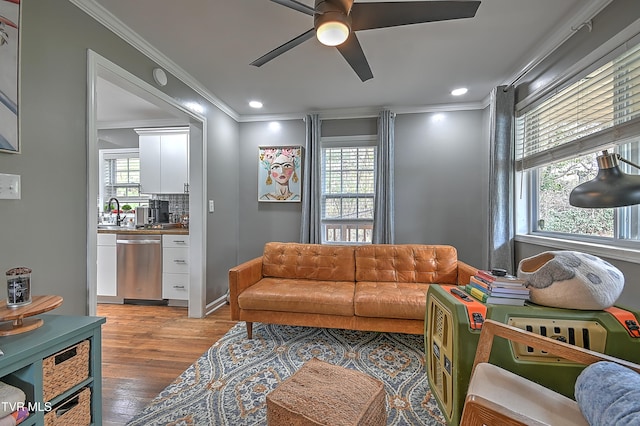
[127,322,445,425]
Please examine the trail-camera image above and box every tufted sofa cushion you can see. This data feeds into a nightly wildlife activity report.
[238,278,355,316]
[263,242,356,282]
[354,282,429,319]
[355,245,458,284]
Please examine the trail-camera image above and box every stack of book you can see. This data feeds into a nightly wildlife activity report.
[465,269,530,306]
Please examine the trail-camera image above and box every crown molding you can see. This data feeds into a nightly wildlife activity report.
[391,101,488,116]
[238,101,488,122]
[69,0,240,121]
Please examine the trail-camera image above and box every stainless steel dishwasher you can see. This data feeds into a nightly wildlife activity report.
[116,234,162,300]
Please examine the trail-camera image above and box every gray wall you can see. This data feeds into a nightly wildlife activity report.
[323,118,377,137]
[394,110,488,268]
[206,109,239,303]
[236,111,490,269]
[97,129,139,149]
[238,120,306,261]
[0,0,239,314]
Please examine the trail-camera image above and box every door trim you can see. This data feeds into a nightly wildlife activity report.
[86,50,207,317]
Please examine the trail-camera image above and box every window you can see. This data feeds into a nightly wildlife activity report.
[516,40,640,246]
[321,137,376,243]
[99,149,149,212]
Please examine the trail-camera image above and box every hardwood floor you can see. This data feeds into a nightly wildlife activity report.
[97,303,237,426]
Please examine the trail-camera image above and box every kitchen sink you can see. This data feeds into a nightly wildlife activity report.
[97,224,123,230]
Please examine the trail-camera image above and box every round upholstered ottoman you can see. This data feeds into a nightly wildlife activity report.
[266,358,387,426]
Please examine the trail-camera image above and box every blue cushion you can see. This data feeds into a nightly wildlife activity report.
[575,361,640,425]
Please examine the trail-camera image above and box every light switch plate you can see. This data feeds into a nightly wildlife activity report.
[0,173,20,199]
[208,199,214,212]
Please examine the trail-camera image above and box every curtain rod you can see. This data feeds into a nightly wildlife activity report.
[504,20,593,92]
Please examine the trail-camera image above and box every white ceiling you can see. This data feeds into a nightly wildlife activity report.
[90,0,611,122]
[96,77,187,128]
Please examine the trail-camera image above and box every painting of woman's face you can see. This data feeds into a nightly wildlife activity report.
[258,146,303,202]
[270,154,294,184]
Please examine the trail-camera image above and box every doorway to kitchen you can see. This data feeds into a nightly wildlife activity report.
[86,50,207,318]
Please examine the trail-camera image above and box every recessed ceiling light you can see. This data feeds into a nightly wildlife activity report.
[249,100,263,109]
[451,88,468,96]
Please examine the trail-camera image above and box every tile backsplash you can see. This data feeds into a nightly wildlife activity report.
[100,194,189,225]
[157,194,189,217]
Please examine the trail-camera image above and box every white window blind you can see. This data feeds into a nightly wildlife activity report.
[516,42,640,170]
[515,37,640,246]
[321,137,376,244]
[100,149,149,209]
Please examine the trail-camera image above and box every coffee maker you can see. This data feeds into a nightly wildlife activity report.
[149,200,170,223]
[134,206,149,226]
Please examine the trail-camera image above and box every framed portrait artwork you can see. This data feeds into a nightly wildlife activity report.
[0,0,20,153]
[258,146,302,202]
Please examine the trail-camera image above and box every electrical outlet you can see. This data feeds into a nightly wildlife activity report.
[208,199,214,212]
[0,173,20,199]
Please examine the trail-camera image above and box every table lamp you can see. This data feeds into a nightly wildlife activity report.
[569,150,640,208]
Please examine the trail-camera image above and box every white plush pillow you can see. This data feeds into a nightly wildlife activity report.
[517,251,624,310]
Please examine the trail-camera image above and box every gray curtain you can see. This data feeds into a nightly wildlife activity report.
[372,110,395,244]
[300,114,322,243]
[488,86,516,272]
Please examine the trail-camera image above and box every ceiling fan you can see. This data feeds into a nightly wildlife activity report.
[251,0,481,82]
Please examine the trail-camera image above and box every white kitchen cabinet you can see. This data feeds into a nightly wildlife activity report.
[162,235,189,300]
[97,233,117,296]
[139,133,161,194]
[137,128,189,194]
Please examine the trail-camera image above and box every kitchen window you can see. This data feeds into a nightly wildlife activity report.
[99,149,149,211]
[516,39,640,247]
[321,136,376,244]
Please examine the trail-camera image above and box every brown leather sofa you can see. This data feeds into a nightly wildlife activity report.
[229,242,478,338]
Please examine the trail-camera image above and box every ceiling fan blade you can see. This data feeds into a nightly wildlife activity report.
[336,32,373,82]
[251,29,316,67]
[269,0,315,16]
[351,1,481,31]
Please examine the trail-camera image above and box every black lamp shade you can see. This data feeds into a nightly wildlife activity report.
[569,152,640,208]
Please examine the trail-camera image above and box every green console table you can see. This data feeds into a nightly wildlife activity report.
[0,314,105,425]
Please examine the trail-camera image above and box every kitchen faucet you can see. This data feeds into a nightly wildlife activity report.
[108,197,122,226]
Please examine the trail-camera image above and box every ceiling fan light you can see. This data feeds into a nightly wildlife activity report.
[315,8,351,47]
[317,21,349,46]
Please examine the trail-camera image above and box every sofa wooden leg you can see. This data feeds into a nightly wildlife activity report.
[246,322,253,339]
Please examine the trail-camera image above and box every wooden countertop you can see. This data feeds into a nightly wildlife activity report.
[97,228,189,235]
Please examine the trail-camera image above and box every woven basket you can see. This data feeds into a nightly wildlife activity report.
[44,387,91,426]
[43,340,90,401]
[267,358,386,426]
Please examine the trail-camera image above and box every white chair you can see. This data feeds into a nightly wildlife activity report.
[460,319,640,426]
